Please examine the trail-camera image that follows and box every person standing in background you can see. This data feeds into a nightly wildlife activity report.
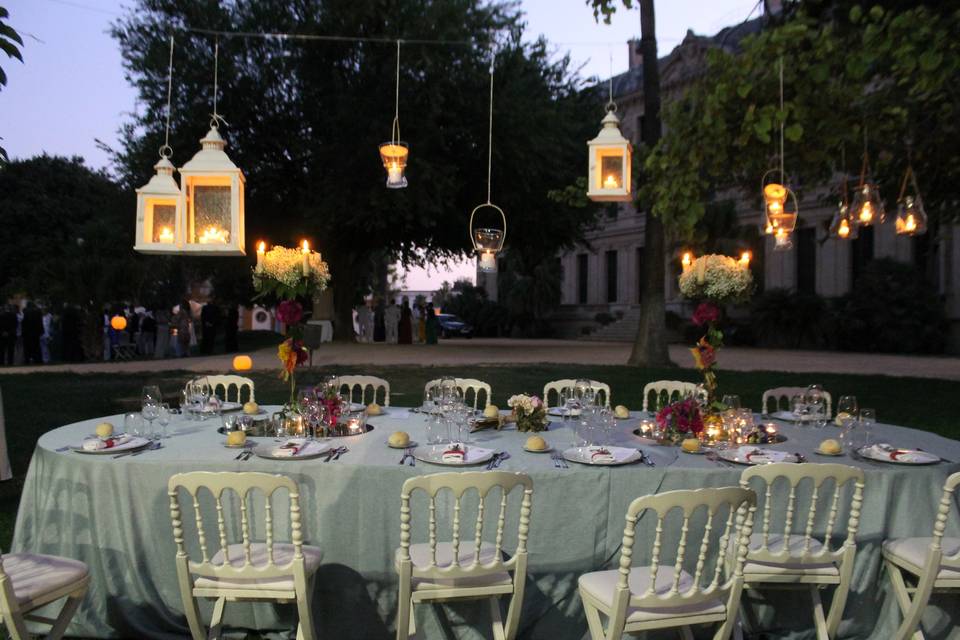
[154,307,170,359]
[0,305,16,365]
[425,300,439,345]
[21,302,43,365]
[174,301,192,357]
[140,311,156,356]
[224,303,239,353]
[40,307,53,363]
[373,298,386,343]
[200,301,220,355]
[60,304,83,363]
[398,297,412,344]
[417,303,427,344]
[384,300,400,344]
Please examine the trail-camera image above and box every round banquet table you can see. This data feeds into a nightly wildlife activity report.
[12,408,960,640]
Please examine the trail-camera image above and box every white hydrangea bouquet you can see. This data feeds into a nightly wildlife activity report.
[678,254,753,304]
[253,245,331,300]
[507,394,549,432]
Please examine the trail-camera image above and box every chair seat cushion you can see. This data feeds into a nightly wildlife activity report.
[193,543,322,591]
[883,537,960,580]
[578,567,726,623]
[395,541,513,590]
[1,552,88,606]
[739,533,839,577]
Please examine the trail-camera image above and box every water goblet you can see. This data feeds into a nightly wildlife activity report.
[124,412,143,438]
[791,394,807,425]
[721,394,741,410]
[859,408,875,447]
[809,398,827,430]
[142,401,160,440]
[837,395,858,421]
[158,402,171,439]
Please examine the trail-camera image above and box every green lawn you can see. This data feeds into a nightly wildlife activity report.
[2,363,958,549]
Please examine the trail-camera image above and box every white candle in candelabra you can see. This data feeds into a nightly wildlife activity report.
[301,240,310,277]
[256,241,265,268]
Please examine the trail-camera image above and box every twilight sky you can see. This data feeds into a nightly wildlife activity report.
[0,0,759,289]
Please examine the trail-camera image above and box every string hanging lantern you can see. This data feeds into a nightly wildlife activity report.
[850,125,884,227]
[178,38,247,255]
[829,146,858,240]
[895,143,927,236]
[379,40,409,189]
[586,54,632,202]
[468,51,506,273]
[760,58,799,251]
[135,36,184,254]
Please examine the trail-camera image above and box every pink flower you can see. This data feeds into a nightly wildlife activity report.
[277,300,303,326]
[692,302,720,327]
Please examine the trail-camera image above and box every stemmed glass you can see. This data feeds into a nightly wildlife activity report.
[809,397,828,430]
[859,408,875,448]
[157,402,171,439]
[142,385,161,440]
[599,407,615,446]
[837,395,858,421]
[721,394,741,410]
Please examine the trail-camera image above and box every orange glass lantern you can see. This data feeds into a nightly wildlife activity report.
[110,315,127,331]
[895,163,927,236]
[760,174,799,252]
[232,355,253,371]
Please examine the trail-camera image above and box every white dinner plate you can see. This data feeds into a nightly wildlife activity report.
[413,445,495,466]
[253,440,331,460]
[562,446,643,466]
[73,436,151,454]
[716,447,799,465]
[857,444,940,465]
[547,407,581,418]
[769,411,818,423]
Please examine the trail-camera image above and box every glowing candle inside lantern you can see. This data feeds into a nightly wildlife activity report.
[768,200,783,215]
[859,202,874,224]
[904,214,916,233]
[301,240,310,277]
[764,222,774,235]
[838,218,850,238]
[604,174,619,189]
[198,225,228,244]
[681,252,693,273]
[479,250,497,272]
[158,226,174,243]
[739,251,752,268]
[256,241,266,267]
[387,163,403,186]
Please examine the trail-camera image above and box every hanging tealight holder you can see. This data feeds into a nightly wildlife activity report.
[469,204,506,273]
[379,41,409,189]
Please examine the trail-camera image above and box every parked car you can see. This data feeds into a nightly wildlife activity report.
[437,314,473,339]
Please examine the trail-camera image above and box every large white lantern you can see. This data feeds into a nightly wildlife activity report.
[587,107,633,202]
[178,126,246,255]
[134,155,183,253]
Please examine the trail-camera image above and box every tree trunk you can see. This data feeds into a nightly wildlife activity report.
[629,0,673,367]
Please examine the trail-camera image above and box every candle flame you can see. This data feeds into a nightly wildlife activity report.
[904,214,916,232]
[603,174,619,189]
[257,240,266,254]
[739,251,752,267]
[301,239,310,254]
[198,225,228,244]
[838,219,850,238]
[158,226,174,243]
[859,202,873,223]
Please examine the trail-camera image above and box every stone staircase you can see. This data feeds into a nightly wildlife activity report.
[580,306,641,342]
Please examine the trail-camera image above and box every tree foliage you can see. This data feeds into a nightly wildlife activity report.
[0,5,24,164]
[111,0,600,338]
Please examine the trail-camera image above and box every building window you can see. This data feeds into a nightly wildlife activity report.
[796,227,816,295]
[577,254,588,304]
[605,250,618,303]
[636,247,645,302]
[851,225,874,286]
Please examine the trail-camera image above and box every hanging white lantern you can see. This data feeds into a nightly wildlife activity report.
[470,205,506,273]
[894,160,927,236]
[586,107,633,202]
[135,155,184,253]
[178,125,246,255]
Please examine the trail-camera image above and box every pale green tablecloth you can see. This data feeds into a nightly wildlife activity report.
[12,409,960,639]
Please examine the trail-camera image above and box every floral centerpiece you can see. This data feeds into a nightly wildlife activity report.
[507,394,549,432]
[253,244,331,406]
[678,254,753,410]
[655,397,704,443]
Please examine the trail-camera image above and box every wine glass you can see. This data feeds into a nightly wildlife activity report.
[158,402,171,439]
[142,401,160,441]
[124,412,143,438]
[837,395,858,422]
[599,407,615,446]
[721,394,741,410]
[809,397,827,430]
[859,408,875,447]
[791,394,807,424]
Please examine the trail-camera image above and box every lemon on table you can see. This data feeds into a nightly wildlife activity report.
[388,431,410,447]
[834,412,852,426]
[614,405,630,419]
[226,431,247,446]
[95,422,114,439]
[243,401,259,415]
[367,402,383,416]
[819,438,842,455]
[681,438,702,453]
[483,404,499,419]
[525,435,548,451]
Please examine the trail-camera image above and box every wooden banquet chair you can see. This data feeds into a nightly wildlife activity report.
[336,375,391,406]
[542,379,611,408]
[187,375,255,404]
[882,470,960,640]
[423,378,491,411]
[735,463,864,639]
[0,547,89,640]
[168,471,321,640]
[395,471,534,640]
[578,486,757,640]
[641,380,698,413]
[761,387,833,418]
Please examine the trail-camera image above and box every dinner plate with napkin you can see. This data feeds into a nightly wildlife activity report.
[254,439,331,460]
[76,434,149,454]
[562,445,643,466]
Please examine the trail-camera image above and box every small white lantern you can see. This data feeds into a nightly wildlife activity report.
[851,182,885,227]
[470,204,506,273]
[134,155,184,254]
[587,107,632,202]
[178,126,246,255]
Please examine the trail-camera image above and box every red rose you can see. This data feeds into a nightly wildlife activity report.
[294,340,309,365]
[277,300,303,326]
[692,302,720,327]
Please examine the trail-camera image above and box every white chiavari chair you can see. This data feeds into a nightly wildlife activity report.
[0,547,88,640]
[423,378,492,411]
[542,379,611,408]
[761,387,832,418]
[187,375,256,404]
[641,381,699,413]
[336,375,391,406]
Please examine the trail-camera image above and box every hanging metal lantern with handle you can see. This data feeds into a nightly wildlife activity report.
[829,171,858,240]
[894,157,927,236]
[760,171,799,251]
[851,182,885,227]
[586,106,633,202]
[380,41,409,189]
[135,153,184,253]
[470,204,506,273]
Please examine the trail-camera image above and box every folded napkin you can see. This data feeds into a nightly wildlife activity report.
[741,448,792,464]
[442,444,467,463]
[588,446,615,463]
[273,439,307,458]
[82,434,133,451]
[870,443,925,462]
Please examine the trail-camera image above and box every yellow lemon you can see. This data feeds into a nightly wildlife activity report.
[367,402,382,416]
[388,431,410,447]
[525,435,548,451]
[226,431,247,446]
[820,438,842,454]
[243,401,260,415]
[483,404,499,419]
[614,404,630,419]
[95,422,114,439]
[834,411,852,426]
[681,438,702,453]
